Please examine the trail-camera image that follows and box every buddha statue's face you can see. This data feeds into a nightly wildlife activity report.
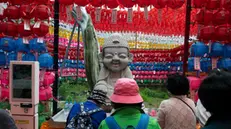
[103,47,130,72]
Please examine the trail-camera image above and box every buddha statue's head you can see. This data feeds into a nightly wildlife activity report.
[99,33,133,72]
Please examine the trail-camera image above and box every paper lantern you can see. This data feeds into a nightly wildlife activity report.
[105,0,119,8]
[206,0,221,10]
[33,22,49,37]
[118,0,136,8]
[22,53,36,61]
[0,22,7,34]
[5,22,18,37]
[17,22,32,37]
[35,0,49,4]
[222,0,231,11]
[215,25,229,41]
[196,9,205,24]
[38,53,53,68]
[10,0,34,5]
[193,0,207,8]
[190,41,208,57]
[15,38,30,52]
[5,6,20,19]
[197,9,213,25]
[60,0,74,5]
[89,0,105,7]
[198,25,215,41]
[74,0,89,6]
[7,52,17,64]
[167,0,185,9]
[0,52,6,66]
[0,37,16,52]
[137,0,151,7]
[213,9,229,25]
[151,0,168,9]
[19,4,35,19]
[223,44,231,58]
[34,5,50,20]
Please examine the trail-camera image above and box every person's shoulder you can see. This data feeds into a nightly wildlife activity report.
[148,117,161,129]
[98,119,109,129]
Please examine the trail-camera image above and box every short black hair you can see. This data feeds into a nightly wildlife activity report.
[166,73,189,95]
[198,69,231,115]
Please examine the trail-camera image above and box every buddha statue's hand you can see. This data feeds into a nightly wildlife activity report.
[72,5,89,32]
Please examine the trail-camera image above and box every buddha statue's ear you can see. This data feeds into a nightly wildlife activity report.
[98,53,103,63]
[128,53,133,62]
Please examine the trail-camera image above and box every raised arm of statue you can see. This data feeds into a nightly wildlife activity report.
[72,6,100,90]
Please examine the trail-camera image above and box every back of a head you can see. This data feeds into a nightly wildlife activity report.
[198,69,231,115]
[166,73,189,96]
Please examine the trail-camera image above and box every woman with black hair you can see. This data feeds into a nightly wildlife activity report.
[157,73,197,129]
[198,69,231,129]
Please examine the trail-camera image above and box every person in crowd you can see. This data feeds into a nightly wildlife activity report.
[66,89,108,129]
[157,73,196,129]
[198,69,231,129]
[0,109,17,129]
[98,78,161,129]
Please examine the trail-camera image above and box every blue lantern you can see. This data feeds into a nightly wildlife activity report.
[0,37,16,52]
[15,38,30,53]
[190,41,208,57]
[7,52,17,64]
[223,44,231,58]
[22,53,36,61]
[0,51,6,66]
[38,53,53,68]
[209,42,224,57]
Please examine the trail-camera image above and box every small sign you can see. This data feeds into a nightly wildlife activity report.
[95,7,101,22]
[33,21,41,28]
[127,8,133,23]
[37,37,44,43]
[23,37,29,44]
[111,9,117,24]
[144,6,148,21]
[24,20,31,30]
[194,57,201,70]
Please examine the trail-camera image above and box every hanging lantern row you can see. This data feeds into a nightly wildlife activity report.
[0,0,51,5]
[193,0,231,10]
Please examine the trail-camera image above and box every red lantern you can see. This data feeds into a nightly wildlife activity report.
[198,25,215,41]
[33,22,49,37]
[89,0,106,7]
[196,9,205,24]
[5,22,18,37]
[20,4,35,19]
[34,5,50,20]
[74,0,89,6]
[167,0,185,9]
[5,6,20,19]
[206,0,221,10]
[213,9,229,25]
[203,10,213,25]
[105,0,119,8]
[60,0,74,5]
[0,22,6,34]
[35,0,49,4]
[118,0,136,8]
[193,0,207,8]
[10,0,34,5]
[151,0,168,9]
[222,0,231,11]
[17,22,32,37]
[215,25,229,41]
[137,0,151,7]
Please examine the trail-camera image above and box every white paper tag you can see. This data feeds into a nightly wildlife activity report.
[33,21,41,28]
[23,37,29,44]
[144,6,148,21]
[95,7,101,22]
[24,20,31,30]
[75,6,82,20]
[194,57,201,70]
[127,8,133,23]
[111,9,117,24]
[0,6,3,15]
[37,37,44,43]
[212,58,218,69]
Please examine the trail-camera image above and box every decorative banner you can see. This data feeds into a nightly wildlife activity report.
[111,9,117,24]
[95,7,101,22]
[127,8,133,23]
[194,57,201,70]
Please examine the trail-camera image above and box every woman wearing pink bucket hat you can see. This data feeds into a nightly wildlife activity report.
[98,78,161,129]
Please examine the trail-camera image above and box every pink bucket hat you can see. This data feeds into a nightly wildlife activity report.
[110,78,143,104]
